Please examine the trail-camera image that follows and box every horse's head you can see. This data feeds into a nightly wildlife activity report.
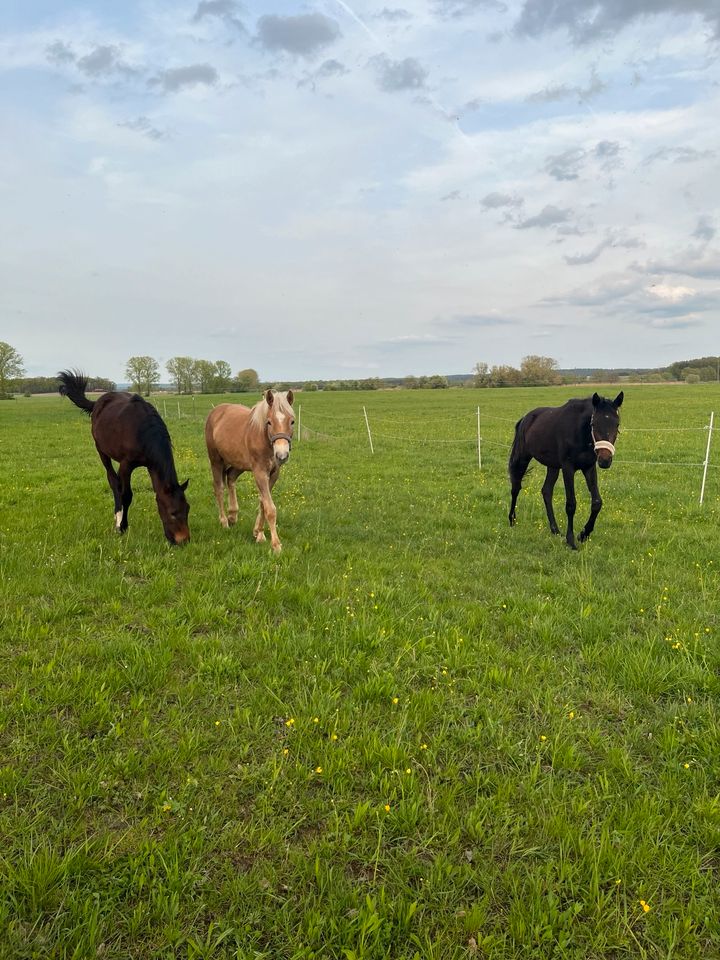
[265,389,295,466]
[156,478,190,544]
[591,392,623,469]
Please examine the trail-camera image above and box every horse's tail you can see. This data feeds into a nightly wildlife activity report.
[58,370,95,415]
[508,416,525,468]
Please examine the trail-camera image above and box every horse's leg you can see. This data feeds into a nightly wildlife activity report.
[117,462,134,534]
[578,464,602,543]
[226,468,242,526]
[253,495,266,542]
[542,467,560,535]
[97,449,122,530]
[254,470,281,552]
[508,456,531,526]
[561,464,578,550]
[209,458,228,528]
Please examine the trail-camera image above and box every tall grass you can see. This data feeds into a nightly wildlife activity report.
[1,384,719,958]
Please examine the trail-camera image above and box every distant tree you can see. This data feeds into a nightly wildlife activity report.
[684,371,700,384]
[404,375,419,389]
[166,356,196,394]
[520,355,561,386]
[426,374,449,389]
[0,341,25,396]
[193,359,218,394]
[214,360,232,392]
[125,356,160,396]
[303,382,319,392]
[489,364,521,387]
[472,362,491,387]
[236,368,260,392]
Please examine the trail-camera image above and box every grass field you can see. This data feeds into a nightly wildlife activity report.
[1,383,719,960]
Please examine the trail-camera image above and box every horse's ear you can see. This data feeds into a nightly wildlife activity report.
[265,389,274,406]
[180,478,189,491]
[613,391,624,408]
[286,389,294,406]
[592,392,601,407]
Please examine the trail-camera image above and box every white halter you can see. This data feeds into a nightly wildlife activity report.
[591,416,616,456]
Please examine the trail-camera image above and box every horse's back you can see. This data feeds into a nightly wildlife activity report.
[91,392,159,461]
[205,403,253,465]
[518,398,592,468]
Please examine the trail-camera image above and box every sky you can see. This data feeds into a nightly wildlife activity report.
[1,0,719,381]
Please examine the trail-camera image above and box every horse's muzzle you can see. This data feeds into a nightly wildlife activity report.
[597,457,613,469]
[171,530,190,545]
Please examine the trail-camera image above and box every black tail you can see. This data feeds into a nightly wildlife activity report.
[508,416,525,468]
[58,370,95,415]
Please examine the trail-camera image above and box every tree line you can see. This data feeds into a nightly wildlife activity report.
[124,356,260,395]
[471,356,563,388]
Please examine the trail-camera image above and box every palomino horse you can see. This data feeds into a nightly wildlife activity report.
[58,371,190,544]
[205,389,294,553]
[508,392,623,549]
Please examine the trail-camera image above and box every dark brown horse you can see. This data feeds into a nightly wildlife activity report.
[58,371,190,544]
[508,392,623,549]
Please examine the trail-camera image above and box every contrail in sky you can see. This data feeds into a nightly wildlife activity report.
[328,0,473,145]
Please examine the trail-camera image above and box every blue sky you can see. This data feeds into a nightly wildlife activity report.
[1,0,719,380]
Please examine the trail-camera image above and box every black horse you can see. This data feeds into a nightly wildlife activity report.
[508,392,623,549]
[58,371,190,544]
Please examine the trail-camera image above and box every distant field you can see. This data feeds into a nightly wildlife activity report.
[1,384,719,959]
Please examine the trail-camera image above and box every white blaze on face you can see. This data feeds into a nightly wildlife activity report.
[115,510,123,528]
[273,438,290,460]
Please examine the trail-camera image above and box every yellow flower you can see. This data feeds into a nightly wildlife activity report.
[331,733,338,741]
[285,718,295,727]
[405,768,412,774]
[683,762,690,769]
[540,735,547,742]
[384,803,391,812]
[639,900,650,913]
[568,711,575,720]
[162,802,172,812]
[420,743,428,750]
[283,748,289,756]
[313,717,319,724]
[315,766,323,774]
[392,697,399,705]
[214,720,221,727]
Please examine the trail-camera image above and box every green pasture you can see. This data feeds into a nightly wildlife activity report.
[1,384,719,959]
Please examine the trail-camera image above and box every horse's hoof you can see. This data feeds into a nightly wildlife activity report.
[272,543,282,554]
[220,519,229,529]
[566,541,578,551]
[255,532,266,543]
[579,531,589,543]
[227,516,237,526]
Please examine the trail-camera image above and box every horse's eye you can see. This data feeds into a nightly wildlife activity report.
[291,419,295,426]
[267,419,271,426]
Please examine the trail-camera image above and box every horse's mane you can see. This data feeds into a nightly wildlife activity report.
[135,398,178,484]
[249,392,293,431]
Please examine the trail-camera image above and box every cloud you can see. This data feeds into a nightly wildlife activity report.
[298,59,348,91]
[46,40,76,65]
[76,45,137,79]
[448,312,517,326]
[514,0,720,44]
[118,116,167,141]
[433,0,508,19]
[527,67,605,103]
[150,64,218,92]
[564,233,643,266]
[480,192,523,209]
[544,273,642,306]
[544,148,585,181]
[441,190,462,201]
[378,334,455,347]
[635,250,720,280]
[256,13,341,58]
[373,8,413,22]
[370,54,428,92]
[192,0,246,32]
[693,216,715,243]
[644,146,715,166]
[516,205,572,229]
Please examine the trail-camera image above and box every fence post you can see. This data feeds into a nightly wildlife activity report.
[163,399,167,418]
[363,406,375,454]
[177,401,181,418]
[700,411,714,505]
[298,403,301,444]
[477,406,482,471]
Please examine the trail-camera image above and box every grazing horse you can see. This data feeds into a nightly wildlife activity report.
[58,371,190,544]
[508,392,623,549]
[205,390,294,553]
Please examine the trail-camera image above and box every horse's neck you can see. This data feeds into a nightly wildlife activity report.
[148,457,178,491]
